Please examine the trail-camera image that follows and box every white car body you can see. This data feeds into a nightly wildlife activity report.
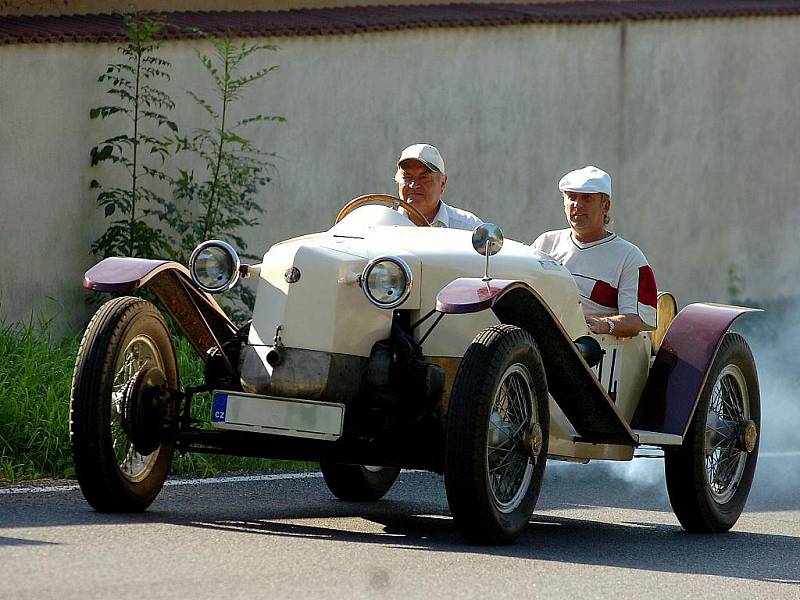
[76,198,762,543]
[234,205,653,461]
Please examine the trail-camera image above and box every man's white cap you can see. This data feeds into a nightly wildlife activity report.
[558,165,612,197]
[398,143,446,174]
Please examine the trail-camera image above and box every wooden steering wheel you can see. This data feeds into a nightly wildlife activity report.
[335,194,431,227]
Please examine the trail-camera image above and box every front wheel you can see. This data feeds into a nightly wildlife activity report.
[445,325,549,545]
[664,332,760,532]
[320,463,401,501]
[70,296,179,512]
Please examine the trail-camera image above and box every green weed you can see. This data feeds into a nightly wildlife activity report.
[0,318,312,483]
[0,317,77,480]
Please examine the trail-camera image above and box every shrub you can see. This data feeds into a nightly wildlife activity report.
[89,14,177,260]
[0,318,77,480]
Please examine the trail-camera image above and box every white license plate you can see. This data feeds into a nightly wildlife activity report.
[211,391,345,441]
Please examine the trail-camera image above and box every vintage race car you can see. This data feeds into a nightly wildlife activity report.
[71,194,761,544]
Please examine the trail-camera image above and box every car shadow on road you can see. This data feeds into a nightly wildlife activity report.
[164,468,800,584]
[3,488,799,587]
[175,505,800,585]
[3,466,798,580]
[0,535,59,547]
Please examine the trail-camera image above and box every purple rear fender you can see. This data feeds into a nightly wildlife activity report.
[631,303,760,437]
[84,257,237,358]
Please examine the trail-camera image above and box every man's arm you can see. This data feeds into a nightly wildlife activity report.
[586,314,653,337]
[605,246,657,336]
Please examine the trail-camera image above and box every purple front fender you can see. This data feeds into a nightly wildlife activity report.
[435,277,527,314]
[84,257,185,293]
[84,257,237,358]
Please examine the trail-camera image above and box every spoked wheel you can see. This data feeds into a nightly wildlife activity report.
[665,332,760,532]
[320,462,401,501]
[445,325,549,545]
[70,296,179,512]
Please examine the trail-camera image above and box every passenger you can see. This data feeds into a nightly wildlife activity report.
[532,165,657,337]
[395,143,483,230]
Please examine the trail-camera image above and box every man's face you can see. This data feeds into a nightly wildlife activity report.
[563,191,610,241]
[397,160,447,220]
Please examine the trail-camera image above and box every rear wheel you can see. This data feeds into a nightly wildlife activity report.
[665,332,760,532]
[320,463,401,501]
[445,325,549,545]
[71,296,179,512]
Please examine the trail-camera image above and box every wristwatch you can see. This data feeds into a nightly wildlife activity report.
[605,318,615,335]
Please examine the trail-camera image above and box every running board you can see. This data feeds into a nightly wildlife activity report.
[633,430,683,446]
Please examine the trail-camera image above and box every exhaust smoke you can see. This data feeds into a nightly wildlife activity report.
[545,306,800,508]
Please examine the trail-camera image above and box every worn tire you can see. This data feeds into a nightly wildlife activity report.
[70,296,178,512]
[664,332,760,532]
[445,325,549,545]
[320,463,401,501]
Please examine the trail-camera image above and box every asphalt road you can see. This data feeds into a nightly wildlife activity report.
[1,455,799,600]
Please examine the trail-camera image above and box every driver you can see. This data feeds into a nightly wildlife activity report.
[532,165,657,338]
[396,143,483,230]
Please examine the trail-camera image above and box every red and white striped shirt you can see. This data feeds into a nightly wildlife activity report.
[532,229,657,328]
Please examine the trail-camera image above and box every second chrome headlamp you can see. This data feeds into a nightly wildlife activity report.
[361,256,412,309]
[189,240,241,293]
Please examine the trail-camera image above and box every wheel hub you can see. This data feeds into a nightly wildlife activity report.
[740,420,758,453]
[121,366,169,456]
[525,422,544,463]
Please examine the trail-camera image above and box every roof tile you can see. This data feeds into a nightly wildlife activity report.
[2,1,800,46]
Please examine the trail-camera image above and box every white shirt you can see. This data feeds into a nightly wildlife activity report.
[532,228,657,328]
[429,200,483,230]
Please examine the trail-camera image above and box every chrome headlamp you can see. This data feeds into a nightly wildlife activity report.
[189,240,241,293]
[361,256,412,309]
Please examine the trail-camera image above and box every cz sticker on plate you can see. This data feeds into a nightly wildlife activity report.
[211,392,228,423]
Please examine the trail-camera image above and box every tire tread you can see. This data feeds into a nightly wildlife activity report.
[445,324,548,545]
[664,332,759,532]
[71,296,176,512]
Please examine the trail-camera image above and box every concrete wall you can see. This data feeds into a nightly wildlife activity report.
[1,16,799,333]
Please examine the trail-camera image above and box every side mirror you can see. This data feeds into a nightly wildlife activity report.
[472,223,504,281]
[472,223,504,256]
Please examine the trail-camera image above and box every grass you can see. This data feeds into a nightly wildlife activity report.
[0,314,313,483]
[0,317,78,480]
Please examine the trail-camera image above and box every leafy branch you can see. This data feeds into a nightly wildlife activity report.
[167,37,285,263]
[89,14,176,259]
[88,20,285,322]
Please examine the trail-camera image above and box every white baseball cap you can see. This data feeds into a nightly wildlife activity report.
[398,143,446,174]
[558,165,612,197]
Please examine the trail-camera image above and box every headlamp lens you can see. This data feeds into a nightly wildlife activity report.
[189,240,240,293]
[362,257,412,308]
[195,247,234,289]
